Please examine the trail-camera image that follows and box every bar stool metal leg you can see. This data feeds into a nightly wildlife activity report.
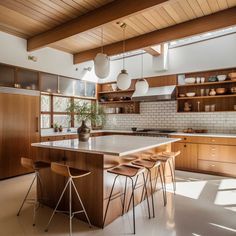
[129,177,136,234]
[122,177,128,215]
[17,173,37,217]
[45,178,70,232]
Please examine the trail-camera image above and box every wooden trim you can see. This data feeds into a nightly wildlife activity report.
[144,45,162,56]
[74,7,236,64]
[27,0,168,51]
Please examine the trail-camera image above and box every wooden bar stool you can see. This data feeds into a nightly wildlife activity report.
[131,159,167,217]
[103,164,150,234]
[17,157,50,226]
[151,151,180,194]
[45,162,92,236]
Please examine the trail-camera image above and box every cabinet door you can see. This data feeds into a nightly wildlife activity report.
[173,142,198,170]
[0,93,40,179]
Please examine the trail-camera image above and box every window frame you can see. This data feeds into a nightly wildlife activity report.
[40,93,95,129]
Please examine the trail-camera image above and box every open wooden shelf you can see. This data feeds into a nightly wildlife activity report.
[177,94,236,100]
[98,89,135,94]
[177,80,236,87]
[99,100,135,104]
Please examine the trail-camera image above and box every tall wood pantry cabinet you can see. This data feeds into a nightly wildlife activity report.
[0,88,40,179]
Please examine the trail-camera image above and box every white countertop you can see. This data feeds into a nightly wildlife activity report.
[169,132,236,138]
[32,135,180,156]
[40,129,133,137]
[41,129,236,139]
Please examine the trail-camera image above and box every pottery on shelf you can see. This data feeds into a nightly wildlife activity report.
[184,102,192,112]
[209,89,216,96]
[77,120,91,142]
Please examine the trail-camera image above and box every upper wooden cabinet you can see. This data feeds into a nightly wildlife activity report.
[0,64,15,87]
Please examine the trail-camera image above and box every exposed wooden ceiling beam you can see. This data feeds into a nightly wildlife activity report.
[74,7,236,64]
[27,0,168,51]
[144,45,162,56]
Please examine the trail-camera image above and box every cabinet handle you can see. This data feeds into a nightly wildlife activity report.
[210,164,215,167]
[211,139,215,142]
[36,117,39,132]
[184,138,187,140]
[184,144,187,147]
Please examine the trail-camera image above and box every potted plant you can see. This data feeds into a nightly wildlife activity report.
[67,102,105,142]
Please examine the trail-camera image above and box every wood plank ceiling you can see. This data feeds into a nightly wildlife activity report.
[0,0,236,55]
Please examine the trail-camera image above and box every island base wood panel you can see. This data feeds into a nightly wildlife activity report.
[33,143,173,227]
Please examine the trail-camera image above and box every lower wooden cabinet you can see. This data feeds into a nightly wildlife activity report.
[172,135,236,177]
[172,142,198,170]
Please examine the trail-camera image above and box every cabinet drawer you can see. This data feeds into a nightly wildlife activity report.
[171,135,236,145]
[198,144,236,163]
[198,160,236,176]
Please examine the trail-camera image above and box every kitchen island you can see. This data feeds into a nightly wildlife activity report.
[32,135,180,227]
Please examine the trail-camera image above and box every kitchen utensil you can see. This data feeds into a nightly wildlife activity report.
[197,101,200,112]
[208,76,218,82]
[209,89,216,96]
[217,75,227,81]
[200,89,205,96]
[205,105,210,112]
[200,77,205,83]
[186,92,196,97]
[196,77,201,83]
[228,72,236,81]
[179,93,185,97]
[210,104,216,112]
[231,87,236,94]
[111,83,118,91]
[184,77,195,84]
[216,88,226,95]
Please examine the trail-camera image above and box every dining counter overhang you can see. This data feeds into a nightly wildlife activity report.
[31,135,180,227]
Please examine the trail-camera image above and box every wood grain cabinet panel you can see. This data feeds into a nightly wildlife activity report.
[172,142,198,170]
[198,144,236,163]
[0,92,40,179]
[198,160,236,176]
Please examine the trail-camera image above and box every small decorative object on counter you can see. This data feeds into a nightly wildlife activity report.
[186,92,196,97]
[210,104,216,112]
[217,75,227,81]
[54,123,59,132]
[184,77,195,84]
[111,83,118,91]
[179,93,185,97]
[228,72,236,81]
[184,102,192,112]
[196,77,201,83]
[200,89,205,96]
[205,88,210,96]
[66,102,105,141]
[234,105,236,111]
[59,125,63,132]
[231,87,236,94]
[197,101,200,112]
[209,89,216,96]
[216,88,226,95]
[200,77,205,83]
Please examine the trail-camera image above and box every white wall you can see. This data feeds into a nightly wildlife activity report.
[0,31,97,82]
[98,33,236,83]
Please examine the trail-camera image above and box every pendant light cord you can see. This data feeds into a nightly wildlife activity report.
[121,23,126,70]
[141,52,143,80]
[101,27,104,54]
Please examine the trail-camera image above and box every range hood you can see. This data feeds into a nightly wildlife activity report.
[131,85,176,102]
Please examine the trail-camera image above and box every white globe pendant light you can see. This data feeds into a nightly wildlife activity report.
[135,78,149,95]
[94,28,110,79]
[117,23,131,90]
[134,53,149,95]
[117,69,130,90]
[94,53,110,79]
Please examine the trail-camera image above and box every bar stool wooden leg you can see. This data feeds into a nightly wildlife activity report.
[158,165,167,206]
[160,164,167,206]
[167,159,176,194]
[148,170,155,218]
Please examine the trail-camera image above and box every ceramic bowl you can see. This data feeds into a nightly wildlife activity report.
[185,77,195,84]
[217,75,227,81]
[186,92,196,97]
[229,72,236,81]
[216,88,226,95]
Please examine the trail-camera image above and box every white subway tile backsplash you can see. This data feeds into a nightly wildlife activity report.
[104,101,236,133]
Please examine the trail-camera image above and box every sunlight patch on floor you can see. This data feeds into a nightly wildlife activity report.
[209,222,236,233]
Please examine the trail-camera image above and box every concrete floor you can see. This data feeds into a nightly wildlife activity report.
[0,171,236,236]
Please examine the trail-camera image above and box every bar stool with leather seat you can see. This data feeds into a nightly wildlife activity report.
[103,164,150,234]
[45,162,92,236]
[131,158,167,217]
[151,151,181,194]
[17,157,50,226]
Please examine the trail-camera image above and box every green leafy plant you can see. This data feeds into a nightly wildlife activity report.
[66,102,106,128]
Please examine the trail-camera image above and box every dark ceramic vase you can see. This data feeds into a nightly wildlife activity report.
[77,120,90,142]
